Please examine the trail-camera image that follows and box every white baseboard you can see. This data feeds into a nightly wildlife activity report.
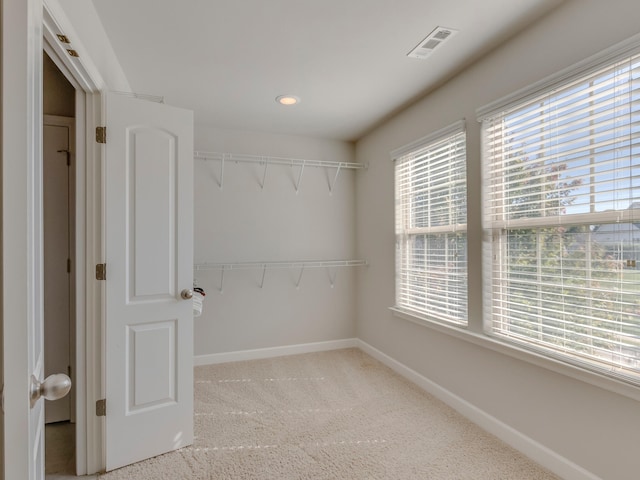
[194,338,358,366]
[356,339,601,480]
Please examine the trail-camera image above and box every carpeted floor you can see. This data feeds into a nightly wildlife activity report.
[98,348,559,479]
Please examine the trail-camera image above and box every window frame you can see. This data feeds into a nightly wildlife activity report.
[390,34,640,402]
[479,38,640,386]
[392,120,468,327]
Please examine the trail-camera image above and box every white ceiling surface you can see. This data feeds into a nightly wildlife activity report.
[91,0,563,142]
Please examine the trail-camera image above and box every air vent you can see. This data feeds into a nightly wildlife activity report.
[407,26,459,59]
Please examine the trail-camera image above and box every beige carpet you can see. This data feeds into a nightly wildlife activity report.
[98,348,559,479]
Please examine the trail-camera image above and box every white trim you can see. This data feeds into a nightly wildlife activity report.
[390,119,465,160]
[476,32,640,121]
[194,339,358,366]
[356,339,602,480]
[76,91,105,474]
[42,2,106,474]
[72,93,89,476]
[390,307,640,402]
[42,0,105,92]
[84,91,105,475]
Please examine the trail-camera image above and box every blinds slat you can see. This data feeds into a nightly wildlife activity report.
[395,125,468,325]
[482,49,640,382]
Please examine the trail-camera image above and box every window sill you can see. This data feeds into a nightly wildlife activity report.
[389,306,640,403]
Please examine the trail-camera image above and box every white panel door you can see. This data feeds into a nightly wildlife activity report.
[104,92,194,471]
[3,1,46,479]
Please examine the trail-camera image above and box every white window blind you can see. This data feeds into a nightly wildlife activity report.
[481,49,640,383]
[394,123,467,325]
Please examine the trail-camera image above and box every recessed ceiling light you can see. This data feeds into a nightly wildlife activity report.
[276,95,300,106]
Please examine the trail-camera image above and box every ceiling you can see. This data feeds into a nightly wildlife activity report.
[91,0,563,142]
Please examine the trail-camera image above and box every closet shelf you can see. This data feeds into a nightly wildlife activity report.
[194,259,367,270]
[194,151,366,170]
[194,151,367,193]
[194,259,368,292]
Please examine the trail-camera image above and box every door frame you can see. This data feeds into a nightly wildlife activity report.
[2,0,105,476]
[42,3,106,474]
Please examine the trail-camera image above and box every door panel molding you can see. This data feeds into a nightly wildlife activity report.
[126,127,178,301]
[127,320,177,411]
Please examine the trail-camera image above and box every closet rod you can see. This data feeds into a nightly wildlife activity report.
[194,151,367,170]
[194,259,368,271]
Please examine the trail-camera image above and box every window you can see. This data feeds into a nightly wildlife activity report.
[393,122,467,325]
[481,47,640,383]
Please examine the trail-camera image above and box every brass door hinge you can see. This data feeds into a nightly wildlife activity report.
[96,263,106,281]
[96,399,106,417]
[96,126,107,144]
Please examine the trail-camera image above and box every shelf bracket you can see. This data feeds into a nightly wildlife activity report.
[326,267,338,288]
[328,163,343,195]
[260,157,269,189]
[293,160,306,194]
[218,154,226,189]
[295,265,305,289]
[259,264,267,288]
[218,266,226,293]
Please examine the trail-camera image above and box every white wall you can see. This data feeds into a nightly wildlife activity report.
[50,0,130,91]
[193,126,358,357]
[355,1,640,479]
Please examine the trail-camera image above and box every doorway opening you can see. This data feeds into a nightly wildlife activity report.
[43,50,77,478]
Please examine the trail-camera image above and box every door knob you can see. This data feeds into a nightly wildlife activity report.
[30,373,72,408]
[181,289,193,300]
